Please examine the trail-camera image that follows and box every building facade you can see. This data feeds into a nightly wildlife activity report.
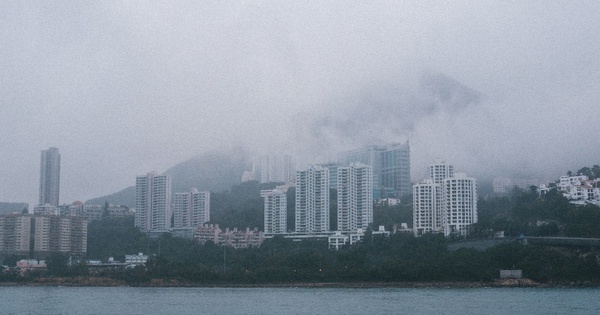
[135,173,172,233]
[413,162,477,237]
[60,202,132,221]
[443,172,477,236]
[295,166,330,234]
[0,214,31,256]
[413,179,444,236]
[337,163,373,232]
[33,204,59,216]
[320,162,341,190]
[345,142,410,198]
[33,215,87,258]
[253,154,295,184]
[261,189,287,234]
[39,147,61,206]
[428,161,454,185]
[173,188,210,228]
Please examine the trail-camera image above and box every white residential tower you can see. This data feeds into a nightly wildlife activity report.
[173,188,210,228]
[337,163,373,232]
[295,166,330,234]
[261,189,287,234]
[135,173,172,233]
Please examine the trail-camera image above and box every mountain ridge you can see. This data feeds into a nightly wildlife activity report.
[85,148,249,207]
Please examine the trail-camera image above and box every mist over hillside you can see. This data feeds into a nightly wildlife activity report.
[0,202,28,215]
[85,148,249,207]
[293,72,482,165]
[1,1,599,206]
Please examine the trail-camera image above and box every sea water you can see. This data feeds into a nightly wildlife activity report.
[1,286,598,315]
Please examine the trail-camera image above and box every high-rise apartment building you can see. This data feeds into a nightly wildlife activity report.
[428,161,454,185]
[413,162,477,237]
[39,147,61,206]
[33,215,87,258]
[0,214,32,256]
[345,142,410,198]
[337,163,373,232]
[412,161,454,236]
[443,172,477,236]
[380,142,411,198]
[320,162,341,190]
[173,188,210,228]
[254,155,294,184]
[295,166,329,234]
[413,179,444,236]
[261,189,287,234]
[135,173,172,233]
[1,214,87,258]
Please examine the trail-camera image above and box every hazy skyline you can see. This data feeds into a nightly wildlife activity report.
[1,1,599,205]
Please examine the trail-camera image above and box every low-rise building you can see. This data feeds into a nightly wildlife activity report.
[327,226,390,250]
[328,231,348,250]
[33,204,59,216]
[219,227,264,248]
[545,175,600,205]
[493,177,541,194]
[125,253,148,265]
[194,224,222,245]
[16,259,47,271]
[193,224,264,248]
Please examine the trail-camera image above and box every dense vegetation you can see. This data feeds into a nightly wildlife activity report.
[568,165,600,179]
[5,226,598,285]
[473,187,600,238]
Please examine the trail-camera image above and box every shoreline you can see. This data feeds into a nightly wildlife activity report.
[1,277,597,288]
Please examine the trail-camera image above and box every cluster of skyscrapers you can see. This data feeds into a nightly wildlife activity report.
[262,162,374,235]
[413,161,477,237]
[261,142,410,236]
[0,142,477,259]
[260,146,478,239]
[134,173,210,235]
[0,148,88,259]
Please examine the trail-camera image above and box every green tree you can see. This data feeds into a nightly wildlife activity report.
[46,252,70,276]
[3,254,26,267]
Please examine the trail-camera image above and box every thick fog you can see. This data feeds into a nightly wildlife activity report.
[1,1,599,205]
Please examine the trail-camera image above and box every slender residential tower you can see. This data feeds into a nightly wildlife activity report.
[337,163,373,232]
[428,160,454,185]
[39,147,61,206]
[173,188,210,228]
[295,166,330,234]
[135,173,172,233]
[413,179,444,236]
[443,172,477,236]
[261,188,287,234]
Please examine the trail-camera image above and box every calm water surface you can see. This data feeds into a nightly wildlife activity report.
[1,286,599,315]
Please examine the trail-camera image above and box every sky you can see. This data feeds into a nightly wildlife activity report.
[1,1,599,206]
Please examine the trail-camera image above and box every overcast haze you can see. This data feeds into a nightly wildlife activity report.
[1,1,599,206]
